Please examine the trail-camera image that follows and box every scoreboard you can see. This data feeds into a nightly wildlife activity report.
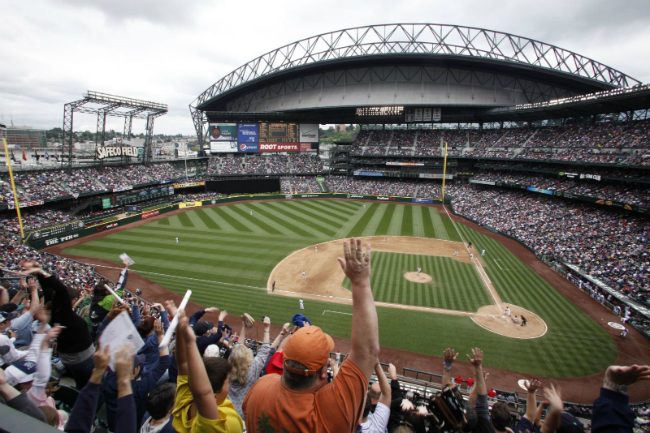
[259,123,299,143]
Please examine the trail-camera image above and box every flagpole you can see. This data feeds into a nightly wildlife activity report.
[2,138,25,243]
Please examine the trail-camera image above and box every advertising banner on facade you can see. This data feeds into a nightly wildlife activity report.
[238,143,259,152]
[238,123,259,143]
[259,143,300,152]
[299,124,319,142]
[209,123,238,142]
[210,142,238,153]
[179,201,202,209]
[173,181,205,189]
[300,143,312,151]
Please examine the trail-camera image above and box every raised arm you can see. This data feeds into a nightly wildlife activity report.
[271,323,290,350]
[467,348,487,396]
[26,277,41,318]
[165,300,188,376]
[179,310,219,420]
[524,379,541,422]
[338,238,379,379]
[262,316,271,344]
[540,384,563,433]
[441,348,458,388]
[375,362,392,407]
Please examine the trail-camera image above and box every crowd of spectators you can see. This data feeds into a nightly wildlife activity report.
[0,231,646,432]
[0,163,187,204]
[447,183,650,307]
[280,176,321,194]
[208,154,324,176]
[350,120,650,165]
[326,177,441,197]
[471,170,650,207]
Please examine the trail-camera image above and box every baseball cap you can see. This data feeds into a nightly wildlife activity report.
[283,326,334,376]
[558,412,585,433]
[0,303,18,313]
[5,360,37,386]
[194,321,214,336]
[0,311,17,323]
[266,351,285,376]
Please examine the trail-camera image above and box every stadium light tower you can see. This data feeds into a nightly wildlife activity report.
[62,91,168,170]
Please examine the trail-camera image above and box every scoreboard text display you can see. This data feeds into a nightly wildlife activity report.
[259,123,299,143]
[209,123,237,142]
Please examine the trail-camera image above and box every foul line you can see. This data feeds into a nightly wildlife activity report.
[322,310,353,316]
[494,259,504,270]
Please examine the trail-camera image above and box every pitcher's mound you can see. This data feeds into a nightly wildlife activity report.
[471,305,547,339]
[404,272,432,283]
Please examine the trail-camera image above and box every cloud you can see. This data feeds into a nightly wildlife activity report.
[53,0,209,25]
[1,0,649,135]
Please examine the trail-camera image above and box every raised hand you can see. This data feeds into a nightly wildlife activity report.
[338,238,371,285]
[114,344,135,380]
[467,347,483,368]
[388,363,397,380]
[444,348,459,364]
[525,378,542,393]
[281,322,291,334]
[154,318,164,340]
[93,345,111,372]
[205,307,218,314]
[219,310,228,322]
[45,326,65,342]
[544,384,563,411]
[164,300,178,318]
[263,316,271,330]
[606,365,650,386]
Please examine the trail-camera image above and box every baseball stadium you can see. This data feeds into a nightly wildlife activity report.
[2,22,650,432]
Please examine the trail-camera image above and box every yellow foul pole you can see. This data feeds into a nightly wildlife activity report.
[2,138,25,243]
[441,141,448,203]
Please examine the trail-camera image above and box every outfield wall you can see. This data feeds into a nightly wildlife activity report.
[26,193,447,249]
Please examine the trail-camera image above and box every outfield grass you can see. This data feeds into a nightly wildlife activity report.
[63,200,618,377]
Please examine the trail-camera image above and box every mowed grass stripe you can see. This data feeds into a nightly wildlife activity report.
[75,235,296,259]
[429,208,450,240]
[387,205,404,236]
[345,203,380,237]
[157,218,170,226]
[299,201,353,222]
[400,206,414,237]
[440,214,462,242]
[130,225,307,245]
[411,205,425,237]
[226,205,283,235]
[361,204,388,236]
[279,202,343,232]
[249,203,319,238]
[320,199,360,214]
[193,209,221,230]
[209,207,252,232]
[420,206,436,238]
[176,212,195,228]
[374,204,396,235]
[265,202,337,237]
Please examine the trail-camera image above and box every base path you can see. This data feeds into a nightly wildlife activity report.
[267,236,545,339]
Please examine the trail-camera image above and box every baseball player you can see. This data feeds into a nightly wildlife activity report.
[521,315,527,326]
[302,270,306,279]
[272,281,276,292]
[505,306,511,316]
[250,211,253,216]
[512,315,519,325]
[299,298,304,310]
[176,237,179,244]
[453,251,458,256]
[315,246,318,253]
[470,253,474,260]
[481,249,485,256]
[384,237,387,242]
[621,328,628,339]
[417,267,421,276]
[363,204,366,209]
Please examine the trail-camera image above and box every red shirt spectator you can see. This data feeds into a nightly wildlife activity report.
[454,375,463,386]
[466,377,474,388]
[488,388,497,398]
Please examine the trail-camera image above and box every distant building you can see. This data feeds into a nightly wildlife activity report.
[6,126,47,149]
[0,123,6,141]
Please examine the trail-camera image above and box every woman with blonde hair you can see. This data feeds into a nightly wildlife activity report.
[227,315,286,418]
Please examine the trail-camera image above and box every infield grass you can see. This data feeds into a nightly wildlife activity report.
[63,200,617,378]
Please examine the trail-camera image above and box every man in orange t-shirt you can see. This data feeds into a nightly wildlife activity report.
[243,238,379,433]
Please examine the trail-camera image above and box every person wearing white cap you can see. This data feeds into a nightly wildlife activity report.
[0,310,27,364]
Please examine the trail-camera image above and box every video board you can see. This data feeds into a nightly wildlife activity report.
[259,123,299,143]
[209,123,237,142]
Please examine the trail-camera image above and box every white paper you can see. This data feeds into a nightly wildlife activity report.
[120,253,135,266]
[98,311,145,370]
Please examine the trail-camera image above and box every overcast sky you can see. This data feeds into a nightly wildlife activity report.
[1,0,649,136]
